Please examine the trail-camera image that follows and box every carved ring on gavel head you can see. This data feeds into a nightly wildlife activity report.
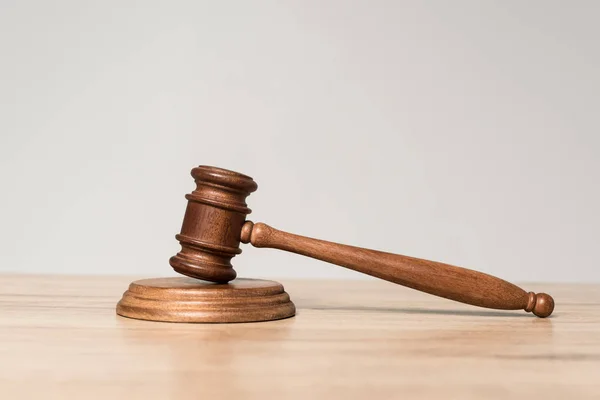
[117,165,554,323]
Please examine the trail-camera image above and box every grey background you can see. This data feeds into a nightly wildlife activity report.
[1,1,598,282]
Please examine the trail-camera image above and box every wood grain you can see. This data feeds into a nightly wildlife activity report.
[1,274,599,400]
[169,165,258,283]
[116,277,295,323]
[242,221,554,317]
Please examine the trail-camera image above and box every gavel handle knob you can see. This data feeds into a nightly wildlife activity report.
[240,221,554,318]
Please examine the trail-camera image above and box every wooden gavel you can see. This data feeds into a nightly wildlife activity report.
[169,165,555,318]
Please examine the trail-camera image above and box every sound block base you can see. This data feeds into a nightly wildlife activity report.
[116,277,296,323]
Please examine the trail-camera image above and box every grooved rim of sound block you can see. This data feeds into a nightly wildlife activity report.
[116,277,296,323]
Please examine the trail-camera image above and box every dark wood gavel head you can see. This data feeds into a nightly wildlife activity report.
[169,166,257,283]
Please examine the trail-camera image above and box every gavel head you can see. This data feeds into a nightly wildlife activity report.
[169,166,257,283]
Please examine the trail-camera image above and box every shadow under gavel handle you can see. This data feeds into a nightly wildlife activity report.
[240,221,554,318]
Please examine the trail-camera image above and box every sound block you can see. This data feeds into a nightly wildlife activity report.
[116,277,296,323]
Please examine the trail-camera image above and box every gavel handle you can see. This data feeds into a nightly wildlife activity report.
[240,221,554,318]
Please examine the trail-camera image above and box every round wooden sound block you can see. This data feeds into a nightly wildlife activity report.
[116,277,296,323]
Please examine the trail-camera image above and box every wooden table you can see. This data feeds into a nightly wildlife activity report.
[1,274,599,399]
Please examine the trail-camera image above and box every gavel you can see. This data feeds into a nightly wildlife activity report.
[167,165,554,318]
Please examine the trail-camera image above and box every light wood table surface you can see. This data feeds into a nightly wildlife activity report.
[1,274,599,399]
